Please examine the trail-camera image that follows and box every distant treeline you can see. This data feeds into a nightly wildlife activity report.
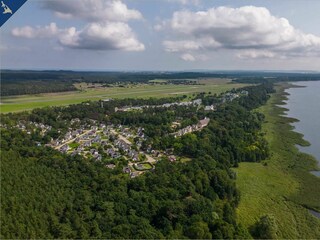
[1,70,229,96]
[232,73,320,84]
[2,70,320,96]
[1,80,77,96]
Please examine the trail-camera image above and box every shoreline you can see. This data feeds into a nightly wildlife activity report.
[282,82,320,176]
[278,83,320,217]
[235,82,320,238]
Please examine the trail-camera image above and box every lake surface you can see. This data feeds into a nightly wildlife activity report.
[284,81,320,177]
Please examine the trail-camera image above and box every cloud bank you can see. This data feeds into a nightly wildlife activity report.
[12,0,145,51]
[159,6,320,60]
[43,0,142,22]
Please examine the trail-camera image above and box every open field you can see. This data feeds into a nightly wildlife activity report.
[0,79,248,113]
[235,83,320,238]
[148,79,169,83]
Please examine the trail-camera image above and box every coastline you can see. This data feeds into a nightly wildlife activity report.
[283,82,320,177]
[280,83,311,148]
[235,82,320,238]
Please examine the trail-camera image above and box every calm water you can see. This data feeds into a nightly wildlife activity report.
[284,81,320,177]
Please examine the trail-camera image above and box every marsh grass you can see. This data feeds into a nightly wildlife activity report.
[235,83,320,238]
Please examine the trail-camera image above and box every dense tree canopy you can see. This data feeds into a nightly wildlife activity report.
[1,83,274,238]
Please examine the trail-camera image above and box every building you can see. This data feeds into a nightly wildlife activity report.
[204,105,216,111]
[199,118,210,128]
[106,164,116,169]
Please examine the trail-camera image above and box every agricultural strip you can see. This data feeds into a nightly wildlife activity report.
[0,81,247,113]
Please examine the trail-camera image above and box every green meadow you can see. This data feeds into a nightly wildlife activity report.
[0,80,247,113]
[235,83,320,238]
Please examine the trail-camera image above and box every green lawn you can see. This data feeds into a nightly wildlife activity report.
[0,80,248,113]
[68,142,80,149]
[179,157,192,163]
[133,162,153,171]
[235,83,320,238]
[148,79,169,83]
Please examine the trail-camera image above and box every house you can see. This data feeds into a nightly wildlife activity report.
[106,164,116,169]
[71,118,80,124]
[107,149,120,158]
[65,132,72,140]
[90,149,99,155]
[83,141,91,147]
[198,117,210,128]
[204,105,215,111]
[101,139,108,145]
[92,136,101,143]
[61,145,70,153]
[123,167,131,174]
[169,155,176,162]
[116,140,130,152]
[171,122,181,129]
[71,150,80,156]
[130,172,140,178]
[95,154,102,161]
[192,99,202,105]
[132,153,139,162]
[240,90,249,96]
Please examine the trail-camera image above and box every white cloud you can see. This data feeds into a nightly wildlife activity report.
[160,6,320,59]
[59,22,145,51]
[12,22,145,51]
[12,0,145,52]
[180,53,195,61]
[12,23,59,38]
[237,50,277,59]
[43,0,142,22]
[163,40,202,52]
[163,38,221,52]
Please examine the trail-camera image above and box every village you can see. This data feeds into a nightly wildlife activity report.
[12,115,212,178]
[11,90,247,178]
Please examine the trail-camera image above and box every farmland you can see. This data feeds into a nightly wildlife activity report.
[0,79,248,113]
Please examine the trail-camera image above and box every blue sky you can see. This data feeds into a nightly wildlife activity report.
[1,0,320,71]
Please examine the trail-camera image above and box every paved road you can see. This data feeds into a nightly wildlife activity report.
[55,129,94,150]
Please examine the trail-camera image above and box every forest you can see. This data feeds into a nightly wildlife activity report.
[1,83,276,238]
[2,69,316,96]
[1,70,226,96]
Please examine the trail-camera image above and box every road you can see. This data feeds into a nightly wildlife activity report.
[55,129,94,150]
[111,129,157,163]
[110,129,132,145]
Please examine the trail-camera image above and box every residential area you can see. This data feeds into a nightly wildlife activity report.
[11,90,248,178]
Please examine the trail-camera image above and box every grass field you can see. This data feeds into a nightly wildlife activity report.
[0,79,248,113]
[235,83,320,238]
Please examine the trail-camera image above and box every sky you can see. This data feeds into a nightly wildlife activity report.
[1,0,320,71]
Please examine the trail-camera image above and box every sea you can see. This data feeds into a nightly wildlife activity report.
[284,81,320,177]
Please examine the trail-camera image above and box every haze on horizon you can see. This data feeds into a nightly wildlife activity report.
[1,0,320,71]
